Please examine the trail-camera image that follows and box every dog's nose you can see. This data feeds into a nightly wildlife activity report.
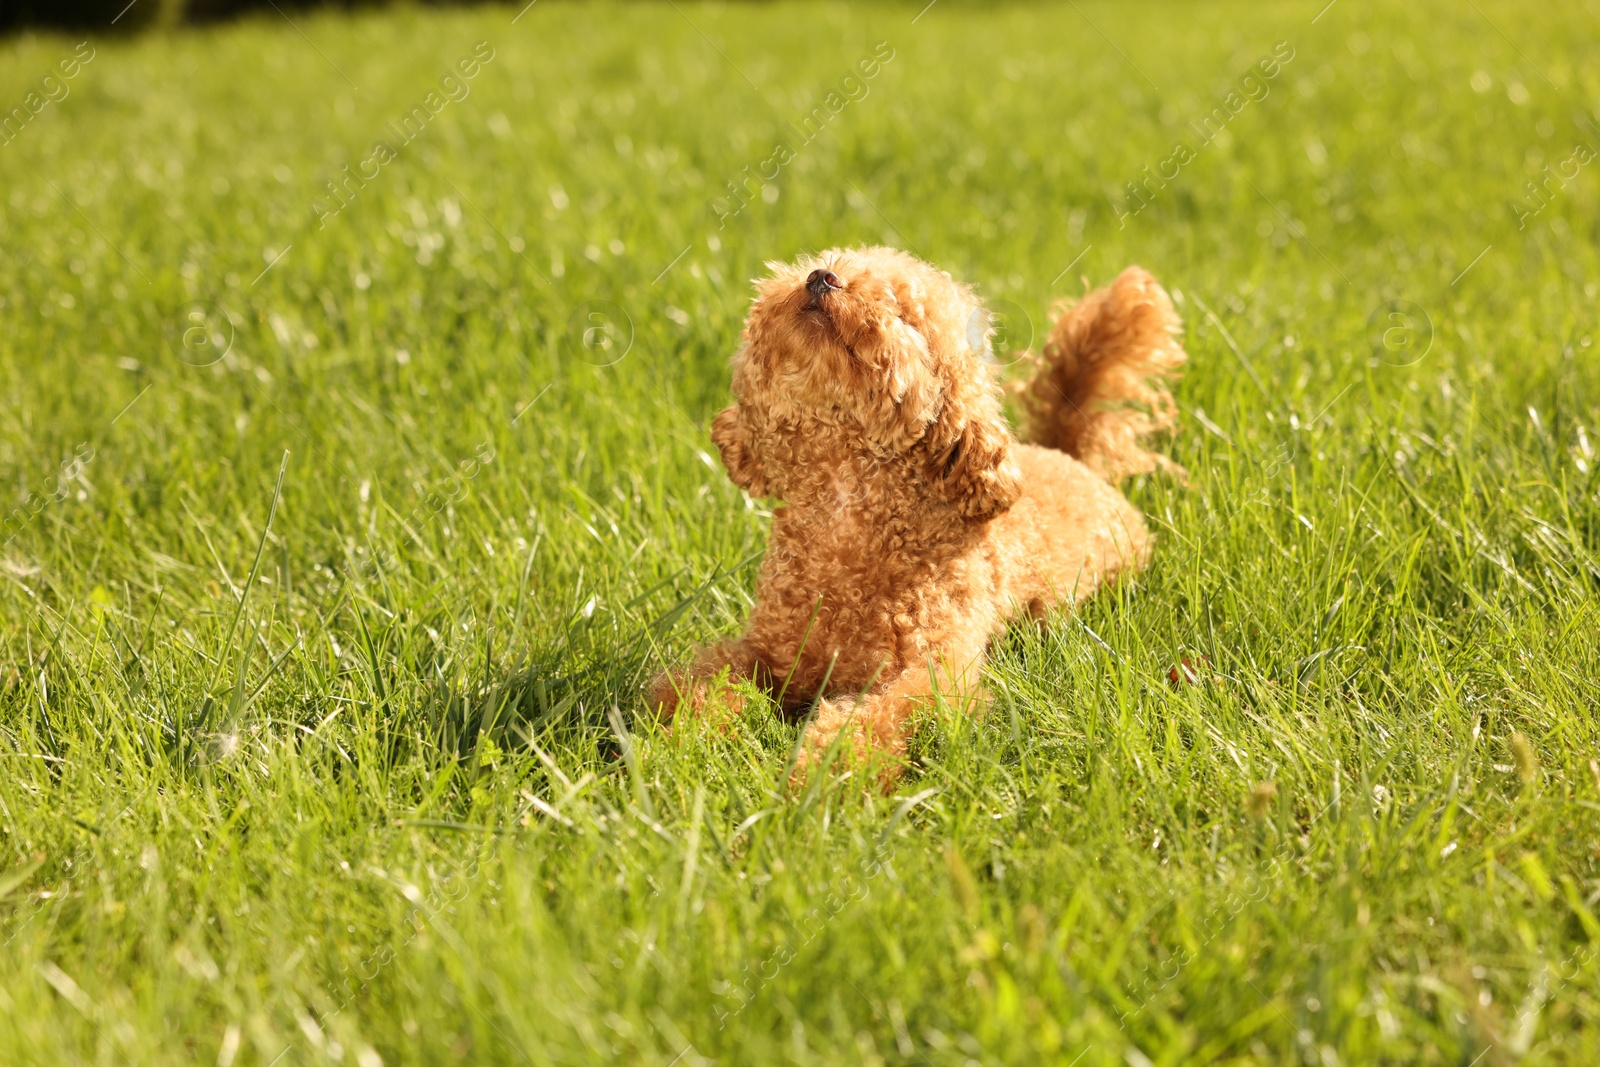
[806,269,842,297]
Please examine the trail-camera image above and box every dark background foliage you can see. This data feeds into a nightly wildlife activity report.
[0,0,483,33]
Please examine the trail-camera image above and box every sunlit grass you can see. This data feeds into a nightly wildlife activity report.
[2,0,1600,1063]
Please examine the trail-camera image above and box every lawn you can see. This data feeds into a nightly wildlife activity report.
[3,0,1600,1062]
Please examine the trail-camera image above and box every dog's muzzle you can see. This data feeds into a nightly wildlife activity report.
[806,269,842,298]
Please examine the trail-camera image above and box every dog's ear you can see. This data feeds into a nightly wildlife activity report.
[851,296,1021,523]
[711,405,769,497]
[923,394,1022,522]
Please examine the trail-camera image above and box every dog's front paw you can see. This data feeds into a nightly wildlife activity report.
[790,700,905,792]
[646,669,746,723]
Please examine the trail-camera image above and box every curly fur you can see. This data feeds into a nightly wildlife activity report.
[1015,267,1187,482]
[649,246,1186,783]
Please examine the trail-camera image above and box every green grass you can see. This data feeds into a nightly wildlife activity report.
[2,0,1600,1062]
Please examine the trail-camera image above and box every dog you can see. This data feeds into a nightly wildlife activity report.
[649,246,1186,780]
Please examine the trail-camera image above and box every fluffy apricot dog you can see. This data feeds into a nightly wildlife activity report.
[649,246,1186,779]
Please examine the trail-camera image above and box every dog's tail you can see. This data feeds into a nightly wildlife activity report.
[1013,266,1187,483]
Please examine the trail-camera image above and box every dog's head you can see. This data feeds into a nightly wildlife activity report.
[711,245,1021,522]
